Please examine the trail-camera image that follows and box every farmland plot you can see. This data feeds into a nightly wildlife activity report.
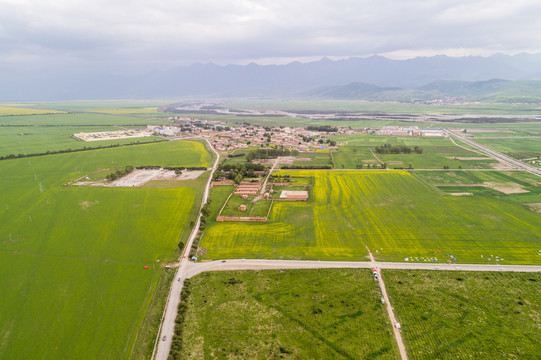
[179,269,399,359]
[0,140,212,359]
[199,170,541,264]
[385,270,541,360]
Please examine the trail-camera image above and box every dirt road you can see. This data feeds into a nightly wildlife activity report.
[368,249,408,360]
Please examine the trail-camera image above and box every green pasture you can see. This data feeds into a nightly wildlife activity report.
[199,170,541,264]
[220,194,272,217]
[330,135,494,169]
[292,151,332,166]
[0,125,164,157]
[0,112,167,126]
[26,100,174,112]
[179,269,398,359]
[224,99,541,115]
[413,170,541,204]
[385,270,541,360]
[0,140,212,359]
[475,137,541,158]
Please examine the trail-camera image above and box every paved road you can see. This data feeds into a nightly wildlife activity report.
[153,139,220,360]
[178,259,541,278]
[445,129,541,177]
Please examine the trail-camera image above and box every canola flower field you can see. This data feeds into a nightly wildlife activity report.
[200,170,541,264]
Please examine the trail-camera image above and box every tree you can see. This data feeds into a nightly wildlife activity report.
[175,169,183,175]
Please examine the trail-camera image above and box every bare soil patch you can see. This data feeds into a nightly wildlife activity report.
[483,181,529,194]
[253,156,312,165]
[79,200,99,209]
[449,192,473,196]
[526,203,541,213]
[75,169,204,187]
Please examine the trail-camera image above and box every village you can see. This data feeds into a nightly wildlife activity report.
[147,117,446,152]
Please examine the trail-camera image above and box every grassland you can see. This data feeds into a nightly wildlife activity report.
[179,269,399,359]
[0,106,66,116]
[0,112,167,126]
[0,126,165,157]
[224,99,541,115]
[385,270,541,360]
[27,100,174,112]
[330,135,496,169]
[0,140,213,360]
[199,170,541,264]
[220,194,272,217]
[475,137,541,159]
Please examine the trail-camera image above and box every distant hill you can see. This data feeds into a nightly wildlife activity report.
[306,79,541,103]
[3,53,541,100]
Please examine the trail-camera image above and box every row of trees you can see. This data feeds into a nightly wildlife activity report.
[214,163,266,184]
[355,163,388,169]
[106,166,134,181]
[168,279,192,360]
[0,139,163,161]
[374,144,423,154]
[246,148,299,161]
[306,125,338,132]
[280,165,332,169]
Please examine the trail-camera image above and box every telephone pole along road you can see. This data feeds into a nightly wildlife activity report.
[155,258,541,360]
[152,139,219,360]
[368,249,408,360]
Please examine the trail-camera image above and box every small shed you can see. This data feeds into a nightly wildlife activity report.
[239,204,247,211]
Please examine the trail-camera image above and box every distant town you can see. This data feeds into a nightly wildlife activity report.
[73,117,446,152]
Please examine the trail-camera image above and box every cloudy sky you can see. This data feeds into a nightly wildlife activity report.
[1,0,541,74]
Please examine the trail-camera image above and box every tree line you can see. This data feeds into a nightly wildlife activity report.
[306,125,338,132]
[106,166,134,181]
[246,148,299,161]
[0,139,163,161]
[374,144,423,154]
[214,163,267,183]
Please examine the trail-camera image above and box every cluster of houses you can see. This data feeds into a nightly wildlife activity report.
[142,118,444,152]
[375,126,445,137]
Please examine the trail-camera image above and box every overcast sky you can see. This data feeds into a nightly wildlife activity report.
[1,0,541,74]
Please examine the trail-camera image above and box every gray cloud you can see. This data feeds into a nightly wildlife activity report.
[0,0,540,73]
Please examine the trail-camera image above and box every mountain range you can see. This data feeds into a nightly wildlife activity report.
[3,53,541,101]
[306,79,541,103]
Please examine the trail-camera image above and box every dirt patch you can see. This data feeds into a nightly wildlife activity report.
[483,181,529,194]
[79,200,99,209]
[449,192,473,196]
[526,203,541,213]
[489,160,515,170]
[75,169,204,187]
[253,159,275,165]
